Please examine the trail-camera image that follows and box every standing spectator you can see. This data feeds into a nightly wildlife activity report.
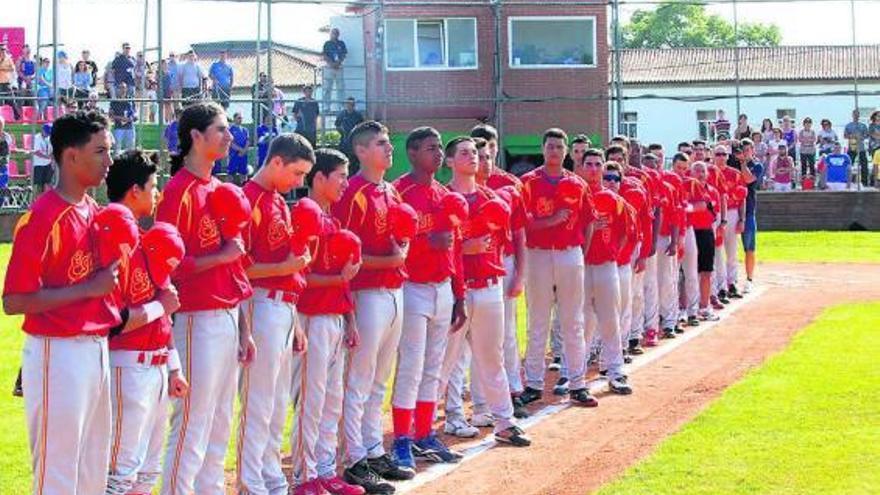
[737,139,762,293]
[110,82,137,152]
[712,109,731,141]
[134,51,147,96]
[227,112,249,184]
[868,110,880,156]
[17,44,36,95]
[0,117,16,175]
[178,51,206,105]
[823,142,852,191]
[103,56,117,99]
[73,61,93,107]
[0,45,21,120]
[166,52,180,100]
[159,59,176,122]
[209,50,233,109]
[80,50,99,87]
[766,128,785,178]
[771,144,794,192]
[31,123,54,196]
[272,85,286,117]
[55,51,74,103]
[844,109,869,186]
[780,116,796,160]
[798,117,817,179]
[252,72,271,124]
[36,57,53,120]
[817,118,838,156]
[144,77,158,123]
[322,28,347,113]
[256,113,277,168]
[113,43,136,96]
[163,107,181,154]
[751,131,768,168]
[734,113,752,140]
[335,96,364,157]
[292,85,319,146]
[760,118,775,144]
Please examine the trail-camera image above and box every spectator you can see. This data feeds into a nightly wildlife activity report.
[734,113,752,140]
[54,51,74,102]
[871,144,880,188]
[31,123,54,196]
[766,128,784,172]
[103,55,117,99]
[252,72,272,124]
[144,77,158,123]
[334,96,364,157]
[798,117,817,179]
[272,85,286,117]
[321,27,347,112]
[817,118,838,156]
[712,109,731,141]
[227,112,249,184]
[823,142,852,191]
[760,118,774,144]
[844,109,869,186]
[779,116,796,160]
[163,108,181,153]
[80,50,99,87]
[166,52,180,99]
[158,59,175,122]
[73,61,93,107]
[209,50,233,109]
[134,51,147,96]
[868,110,880,156]
[0,45,21,120]
[0,116,16,174]
[256,113,277,168]
[17,44,36,95]
[751,131,768,167]
[83,91,103,115]
[112,43,136,96]
[36,57,53,120]
[771,144,794,192]
[292,85,319,146]
[110,82,137,152]
[178,51,206,105]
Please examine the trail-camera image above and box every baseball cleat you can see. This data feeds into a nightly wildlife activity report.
[609,375,633,395]
[662,327,678,339]
[728,284,743,299]
[342,460,394,495]
[674,325,685,334]
[319,476,366,495]
[547,356,562,371]
[553,376,570,396]
[718,289,728,300]
[470,412,495,428]
[628,338,645,355]
[743,279,754,294]
[443,416,479,438]
[710,296,725,310]
[687,315,700,327]
[699,309,721,322]
[512,395,530,419]
[294,479,331,495]
[494,426,531,447]
[368,453,415,481]
[519,386,543,405]
[643,328,659,347]
[390,436,416,470]
[413,433,463,464]
[569,388,599,407]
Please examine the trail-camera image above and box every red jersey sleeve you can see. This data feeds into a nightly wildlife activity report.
[155,184,198,276]
[331,182,367,232]
[3,212,46,295]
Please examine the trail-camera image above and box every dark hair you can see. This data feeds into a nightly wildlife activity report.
[542,128,568,145]
[584,148,605,160]
[266,132,316,165]
[692,139,707,147]
[470,124,498,142]
[604,161,622,173]
[444,136,475,158]
[306,148,349,188]
[106,149,158,202]
[643,152,658,162]
[169,102,226,175]
[605,145,626,160]
[50,110,110,164]
[406,126,441,151]
[611,135,630,146]
[350,120,389,151]
[677,141,692,151]
[672,152,690,164]
[739,138,754,149]
[647,143,663,152]
[571,134,592,146]
[473,137,487,150]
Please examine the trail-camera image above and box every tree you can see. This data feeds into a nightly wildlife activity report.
[622,2,781,49]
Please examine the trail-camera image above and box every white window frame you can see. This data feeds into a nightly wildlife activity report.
[622,111,638,139]
[384,18,479,72]
[776,108,797,122]
[507,16,598,69]
[697,110,716,142]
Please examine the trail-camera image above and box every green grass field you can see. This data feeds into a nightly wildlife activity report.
[597,302,880,495]
[0,232,876,492]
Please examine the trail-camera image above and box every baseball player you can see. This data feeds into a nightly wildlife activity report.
[441,136,531,447]
[390,127,465,468]
[333,121,414,490]
[574,151,633,395]
[708,147,731,308]
[3,111,122,495]
[720,153,747,301]
[671,152,702,328]
[157,102,255,495]
[236,134,314,495]
[103,150,189,495]
[617,174,650,356]
[291,148,369,495]
[687,161,722,321]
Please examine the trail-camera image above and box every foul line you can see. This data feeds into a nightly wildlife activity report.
[395,286,768,493]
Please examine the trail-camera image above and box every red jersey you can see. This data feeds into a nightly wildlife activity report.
[110,237,171,351]
[450,185,507,299]
[584,184,628,265]
[722,165,746,209]
[520,167,596,250]
[3,190,121,337]
[155,169,253,312]
[393,174,456,285]
[297,212,354,316]
[657,172,681,237]
[686,180,718,230]
[485,170,526,257]
[242,181,306,296]
[331,174,406,291]
[616,201,640,266]
[619,178,652,260]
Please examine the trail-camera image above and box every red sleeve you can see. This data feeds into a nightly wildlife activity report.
[331,186,366,232]
[511,195,527,231]
[451,227,466,300]
[580,188,597,226]
[155,187,198,277]
[3,213,45,295]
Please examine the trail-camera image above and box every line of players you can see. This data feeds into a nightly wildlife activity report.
[2,102,755,495]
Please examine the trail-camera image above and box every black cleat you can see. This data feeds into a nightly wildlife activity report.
[512,395,530,419]
[495,426,531,447]
[343,459,396,494]
[687,316,700,327]
[519,386,543,405]
[368,453,415,481]
[728,284,743,299]
[553,376,570,396]
[569,388,599,407]
[609,375,633,395]
[662,327,677,339]
[628,338,645,355]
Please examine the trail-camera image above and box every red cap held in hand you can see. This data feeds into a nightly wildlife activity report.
[208,182,252,240]
[439,192,469,229]
[326,229,362,269]
[470,197,511,236]
[389,202,418,243]
[494,185,521,208]
[556,177,584,207]
[93,203,140,267]
[141,221,186,289]
[290,197,323,255]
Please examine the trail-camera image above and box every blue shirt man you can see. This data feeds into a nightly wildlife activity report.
[256,119,277,169]
[209,52,234,109]
[228,114,250,176]
[824,149,852,186]
[164,119,180,153]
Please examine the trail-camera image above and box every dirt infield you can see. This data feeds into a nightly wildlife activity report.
[226,263,880,494]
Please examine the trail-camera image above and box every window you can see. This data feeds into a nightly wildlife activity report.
[385,18,477,70]
[776,109,797,122]
[697,110,716,142]
[509,16,596,68]
[622,112,638,138]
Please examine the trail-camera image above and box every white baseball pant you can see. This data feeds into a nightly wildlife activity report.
[617,262,634,349]
[106,350,169,495]
[583,262,624,379]
[22,334,111,495]
[524,247,586,391]
[656,235,679,330]
[237,292,297,495]
[712,219,726,295]
[440,280,515,434]
[444,341,470,420]
[549,305,563,360]
[723,209,740,288]
[290,314,346,483]
[641,253,659,332]
[628,247,645,342]
[682,227,700,318]
[392,280,453,410]
[344,288,403,465]
[162,308,240,495]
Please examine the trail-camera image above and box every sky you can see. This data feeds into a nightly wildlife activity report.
[4,0,880,65]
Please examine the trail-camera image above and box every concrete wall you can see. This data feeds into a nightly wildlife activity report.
[757,191,879,231]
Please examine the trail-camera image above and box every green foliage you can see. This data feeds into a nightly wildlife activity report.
[622,1,781,49]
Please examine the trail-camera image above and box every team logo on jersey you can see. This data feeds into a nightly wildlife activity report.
[67,250,95,283]
[374,203,388,234]
[536,197,554,217]
[198,216,220,248]
[267,217,288,250]
[130,267,152,303]
[418,212,434,234]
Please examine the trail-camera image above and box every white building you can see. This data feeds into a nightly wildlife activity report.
[619,46,880,151]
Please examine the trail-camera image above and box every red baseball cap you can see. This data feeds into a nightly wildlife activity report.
[557,177,584,207]
[494,185,521,209]
[208,183,252,240]
[290,197,323,254]
[439,192,469,229]
[141,221,186,289]
[473,197,511,234]
[326,229,361,269]
[93,203,140,267]
[389,202,418,243]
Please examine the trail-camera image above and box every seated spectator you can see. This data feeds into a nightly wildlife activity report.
[771,144,794,192]
[817,119,838,156]
[16,45,36,96]
[823,143,852,191]
[0,116,16,174]
[110,82,137,152]
[32,123,54,196]
[83,92,104,115]
[1,45,22,120]
[751,131,768,167]
[73,61,93,107]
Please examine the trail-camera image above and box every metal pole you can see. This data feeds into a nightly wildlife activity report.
[157,0,166,170]
[733,0,741,119]
[36,0,43,62]
[255,0,262,124]
[51,0,58,114]
[850,0,860,191]
[140,0,150,142]
[612,0,623,136]
[267,0,273,102]
[493,0,504,168]
[379,0,387,123]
